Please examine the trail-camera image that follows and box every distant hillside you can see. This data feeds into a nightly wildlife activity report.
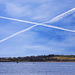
[0,54,75,62]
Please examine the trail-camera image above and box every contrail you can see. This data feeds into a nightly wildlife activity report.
[40,24,75,32]
[0,16,40,25]
[0,8,75,43]
[44,8,75,23]
[0,8,75,24]
[0,24,75,43]
[0,16,75,32]
[0,25,37,43]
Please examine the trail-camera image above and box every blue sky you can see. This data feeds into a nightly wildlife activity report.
[0,0,75,57]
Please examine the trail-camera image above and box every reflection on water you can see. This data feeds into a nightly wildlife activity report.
[0,62,75,75]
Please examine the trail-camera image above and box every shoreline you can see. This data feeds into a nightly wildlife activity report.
[0,61,75,62]
[0,54,75,62]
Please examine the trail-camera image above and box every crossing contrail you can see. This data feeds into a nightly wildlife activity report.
[0,24,75,43]
[0,25,37,43]
[0,8,75,43]
[1,8,75,24]
[0,16,75,32]
[44,8,75,23]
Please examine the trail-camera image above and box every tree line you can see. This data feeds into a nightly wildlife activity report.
[0,54,75,62]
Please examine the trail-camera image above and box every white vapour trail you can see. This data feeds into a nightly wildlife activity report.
[44,8,75,23]
[40,24,75,32]
[0,8,75,43]
[0,25,37,43]
[0,16,40,25]
[0,16,75,32]
[0,8,75,24]
[0,24,75,43]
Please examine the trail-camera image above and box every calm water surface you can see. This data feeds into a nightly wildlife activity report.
[0,62,75,75]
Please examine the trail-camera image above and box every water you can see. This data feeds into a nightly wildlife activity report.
[0,62,75,75]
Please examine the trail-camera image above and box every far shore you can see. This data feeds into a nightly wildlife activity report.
[0,54,75,62]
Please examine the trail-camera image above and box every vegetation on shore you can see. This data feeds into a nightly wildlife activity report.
[0,54,75,62]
